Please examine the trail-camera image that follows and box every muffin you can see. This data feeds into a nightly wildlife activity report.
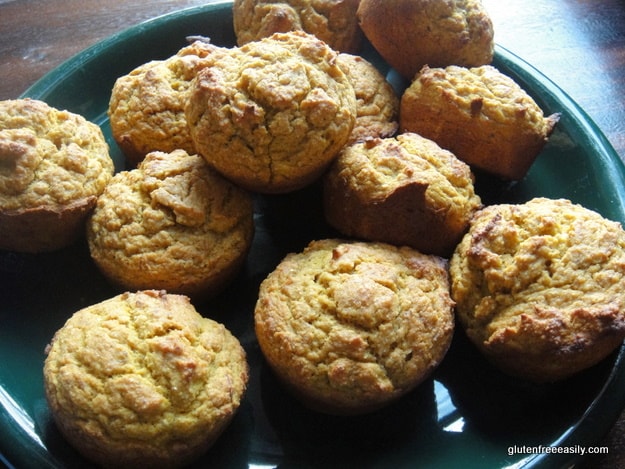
[87,149,254,300]
[233,0,363,53]
[336,53,399,144]
[400,65,560,180]
[357,0,494,80]
[323,133,482,257]
[255,239,455,414]
[450,198,625,382]
[44,290,249,468]
[108,40,218,166]
[185,31,357,193]
[0,98,113,252]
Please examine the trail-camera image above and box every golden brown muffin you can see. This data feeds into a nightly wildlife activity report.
[185,31,357,193]
[108,40,218,166]
[450,198,625,382]
[233,0,363,53]
[44,290,249,469]
[0,98,113,252]
[255,239,455,414]
[400,65,560,180]
[336,53,399,144]
[357,0,494,80]
[323,133,482,257]
[87,149,254,300]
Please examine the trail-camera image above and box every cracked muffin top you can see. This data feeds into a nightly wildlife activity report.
[450,197,625,382]
[255,239,454,414]
[233,0,363,53]
[44,290,249,468]
[0,98,112,210]
[185,30,357,193]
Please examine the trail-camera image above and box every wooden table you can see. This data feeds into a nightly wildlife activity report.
[1,1,624,467]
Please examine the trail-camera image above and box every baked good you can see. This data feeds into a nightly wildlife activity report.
[400,65,560,180]
[185,31,357,193]
[108,40,218,166]
[450,197,625,382]
[357,0,494,80]
[336,53,399,144]
[233,0,363,53]
[44,290,249,468]
[0,98,113,252]
[323,133,482,257]
[87,149,254,300]
[255,239,454,414]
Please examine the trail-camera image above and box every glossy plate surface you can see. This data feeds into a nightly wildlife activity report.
[3,2,625,468]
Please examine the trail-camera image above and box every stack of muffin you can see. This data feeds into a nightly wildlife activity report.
[2,0,625,467]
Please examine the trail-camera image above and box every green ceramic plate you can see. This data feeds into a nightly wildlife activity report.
[3,2,625,468]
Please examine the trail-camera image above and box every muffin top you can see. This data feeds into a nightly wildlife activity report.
[0,98,113,210]
[233,0,363,53]
[332,133,481,222]
[44,290,249,464]
[451,198,625,331]
[185,30,356,193]
[404,65,556,130]
[255,239,454,412]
